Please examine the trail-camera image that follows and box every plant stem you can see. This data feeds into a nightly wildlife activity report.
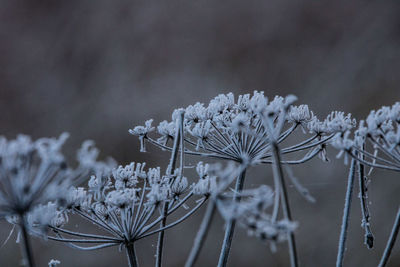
[19,215,35,267]
[217,169,246,267]
[378,207,400,267]
[126,243,139,267]
[336,158,356,267]
[185,199,217,267]
[156,111,184,267]
[271,142,298,267]
[357,161,374,249]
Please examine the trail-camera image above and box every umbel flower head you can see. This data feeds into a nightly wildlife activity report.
[40,161,209,254]
[131,91,355,166]
[0,133,112,221]
[331,102,400,172]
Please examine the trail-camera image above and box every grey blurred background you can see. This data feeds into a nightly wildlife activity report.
[0,0,400,266]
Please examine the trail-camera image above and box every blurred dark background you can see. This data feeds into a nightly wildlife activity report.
[1,0,400,266]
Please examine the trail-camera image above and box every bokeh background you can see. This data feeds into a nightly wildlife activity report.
[1,0,400,266]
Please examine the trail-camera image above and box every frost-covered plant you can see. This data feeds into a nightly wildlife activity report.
[132,92,339,165]
[36,113,210,267]
[217,184,297,249]
[132,92,355,267]
[3,92,395,267]
[48,259,61,267]
[332,102,400,267]
[36,160,209,267]
[0,133,108,267]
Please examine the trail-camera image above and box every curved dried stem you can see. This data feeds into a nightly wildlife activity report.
[217,169,246,267]
[336,158,356,267]
[378,207,400,267]
[185,200,217,267]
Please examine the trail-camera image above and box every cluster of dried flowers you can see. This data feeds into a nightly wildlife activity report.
[332,102,400,267]
[0,92,398,267]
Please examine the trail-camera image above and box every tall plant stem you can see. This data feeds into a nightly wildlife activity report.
[336,158,356,267]
[19,214,35,267]
[378,207,400,267]
[126,243,139,267]
[156,111,184,267]
[357,161,374,249]
[271,142,298,267]
[217,169,246,267]
[185,199,217,267]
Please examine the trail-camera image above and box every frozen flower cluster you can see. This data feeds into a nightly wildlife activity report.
[131,92,357,267]
[5,92,396,267]
[39,161,211,253]
[131,92,355,167]
[0,133,110,221]
[331,102,400,171]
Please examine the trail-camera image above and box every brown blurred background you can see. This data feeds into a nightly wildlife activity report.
[0,0,400,266]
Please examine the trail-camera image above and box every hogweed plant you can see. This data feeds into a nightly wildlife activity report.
[333,102,400,267]
[131,92,356,267]
[33,160,211,267]
[0,133,108,267]
[1,92,399,267]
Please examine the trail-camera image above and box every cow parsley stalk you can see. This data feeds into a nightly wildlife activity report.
[332,102,400,267]
[133,92,352,266]
[0,134,107,267]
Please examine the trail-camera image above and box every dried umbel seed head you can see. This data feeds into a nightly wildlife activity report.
[129,119,155,152]
[27,202,68,235]
[0,133,113,222]
[132,92,334,169]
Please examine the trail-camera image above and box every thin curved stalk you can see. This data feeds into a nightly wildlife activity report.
[368,136,400,164]
[19,215,35,267]
[259,146,320,165]
[46,235,118,244]
[132,179,147,233]
[156,111,183,267]
[378,207,400,267]
[139,192,194,236]
[126,243,139,267]
[137,197,207,239]
[278,123,298,143]
[271,142,298,267]
[348,152,400,172]
[336,158,356,267]
[185,200,217,267]
[49,226,121,241]
[353,146,400,168]
[217,169,246,267]
[76,208,123,238]
[146,137,235,161]
[66,242,119,251]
